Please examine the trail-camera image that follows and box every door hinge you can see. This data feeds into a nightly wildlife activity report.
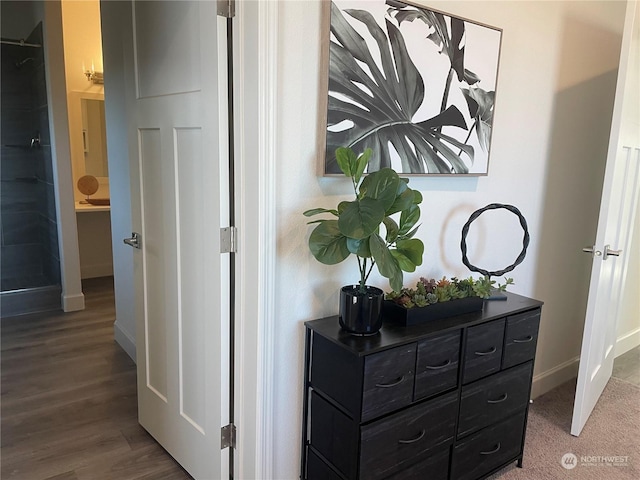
[220,226,237,253]
[217,0,236,18]
[221,423,237,449]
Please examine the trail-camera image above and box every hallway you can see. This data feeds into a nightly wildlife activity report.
[0,277,191,480]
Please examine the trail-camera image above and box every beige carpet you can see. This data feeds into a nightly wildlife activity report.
[489,377,640,479]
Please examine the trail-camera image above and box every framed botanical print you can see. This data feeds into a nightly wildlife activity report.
[323,0,503,175]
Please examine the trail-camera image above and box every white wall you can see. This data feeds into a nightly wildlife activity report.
[60,0,110,202]
[42,0,85,312]
[617,212,640,355]
[271,1,626,478]
[99,0,136,360]
[615,4,640,356]
[60,0,113,281]
[61,0,103,94]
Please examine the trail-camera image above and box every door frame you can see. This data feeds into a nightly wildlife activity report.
[233,1,278,478]
[99,0,279,477]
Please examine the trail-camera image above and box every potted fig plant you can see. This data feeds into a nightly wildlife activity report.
[304,147,424,335]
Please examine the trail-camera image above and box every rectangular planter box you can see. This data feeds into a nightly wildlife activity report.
[383,297,484,326]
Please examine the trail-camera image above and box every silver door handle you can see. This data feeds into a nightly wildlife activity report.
[582,246,601,257]
[603,245,622,260]
[123,232,141,249]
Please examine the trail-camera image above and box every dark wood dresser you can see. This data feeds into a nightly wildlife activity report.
[301,292,542,480]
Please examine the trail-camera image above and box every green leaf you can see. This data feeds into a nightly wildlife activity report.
[370,233,402,283]
[399,205,420,236]
[399,224,420,240]
[303,208,338,217]
[308,220,350,265]
[325,4,472,174]
[364,168,400,211]
[386,188,415,215]
[389,268,404,293]
[353,148,371,183]
[396,238,424,266]
[390,249,416,272]
[358,174,372,199]
[335,147,356,176]
[412,190,423,205]
[383,217,399,243]
[338,198,386,240]
[346,237,372,258]
[337,201,349,214]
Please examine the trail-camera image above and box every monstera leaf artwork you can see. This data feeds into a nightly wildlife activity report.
[324,0,502,175]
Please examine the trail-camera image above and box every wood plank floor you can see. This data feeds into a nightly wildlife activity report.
[1,277,192,480]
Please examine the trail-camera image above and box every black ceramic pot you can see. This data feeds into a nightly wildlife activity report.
[338,285,384,336]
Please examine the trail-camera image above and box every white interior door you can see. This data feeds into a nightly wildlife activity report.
[124,1,228,477]
[571,0,640,437]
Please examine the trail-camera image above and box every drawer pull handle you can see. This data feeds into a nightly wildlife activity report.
[513,335,534,343]
[487,393,508,404]
[375,375,405,388]
[425,359,452,370]
[398,429,425,445]
[474,346,497,356]
[480,443,501,455]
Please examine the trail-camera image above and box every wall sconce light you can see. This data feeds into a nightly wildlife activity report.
[85,70,104,84]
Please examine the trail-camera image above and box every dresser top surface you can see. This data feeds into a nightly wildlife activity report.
[305,292,543,356]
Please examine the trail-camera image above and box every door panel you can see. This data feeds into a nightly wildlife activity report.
[572,1,639,436]
[133,1,202,98]
[139,127,170,401]
[176,126,208,432]
[128,1,225,477]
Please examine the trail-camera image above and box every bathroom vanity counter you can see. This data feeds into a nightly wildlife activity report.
[75,201,110,213]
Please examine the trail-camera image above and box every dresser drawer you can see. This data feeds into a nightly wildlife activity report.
[503,309,540,369]
[360,391,458,480]
[384,446,449,480]
[462,319,505,384]
[306,449,344,480]
[362,343,416,421]
[310,392,358,478]
[451,413,526,480]
[414,330,460,401]
[457,362,533,437]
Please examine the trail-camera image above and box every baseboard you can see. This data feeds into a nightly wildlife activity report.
[62,292,85,312]
[616,327,640,357]
[81,263,114,279]
[531,356,580,399]
[530,330,639,399]
[114,321,136,363]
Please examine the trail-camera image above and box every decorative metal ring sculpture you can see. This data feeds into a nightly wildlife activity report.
[461,203,530,278]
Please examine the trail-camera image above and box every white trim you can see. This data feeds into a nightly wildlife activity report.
[62,292,85,312]
[42,1,84,315]
[255,1,278,477]
[531,356,580,399]
[615,327,640,358]
[235,1,278,478]
[114,320,137,362]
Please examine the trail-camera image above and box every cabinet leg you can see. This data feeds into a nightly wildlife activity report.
[517,458,523,468]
